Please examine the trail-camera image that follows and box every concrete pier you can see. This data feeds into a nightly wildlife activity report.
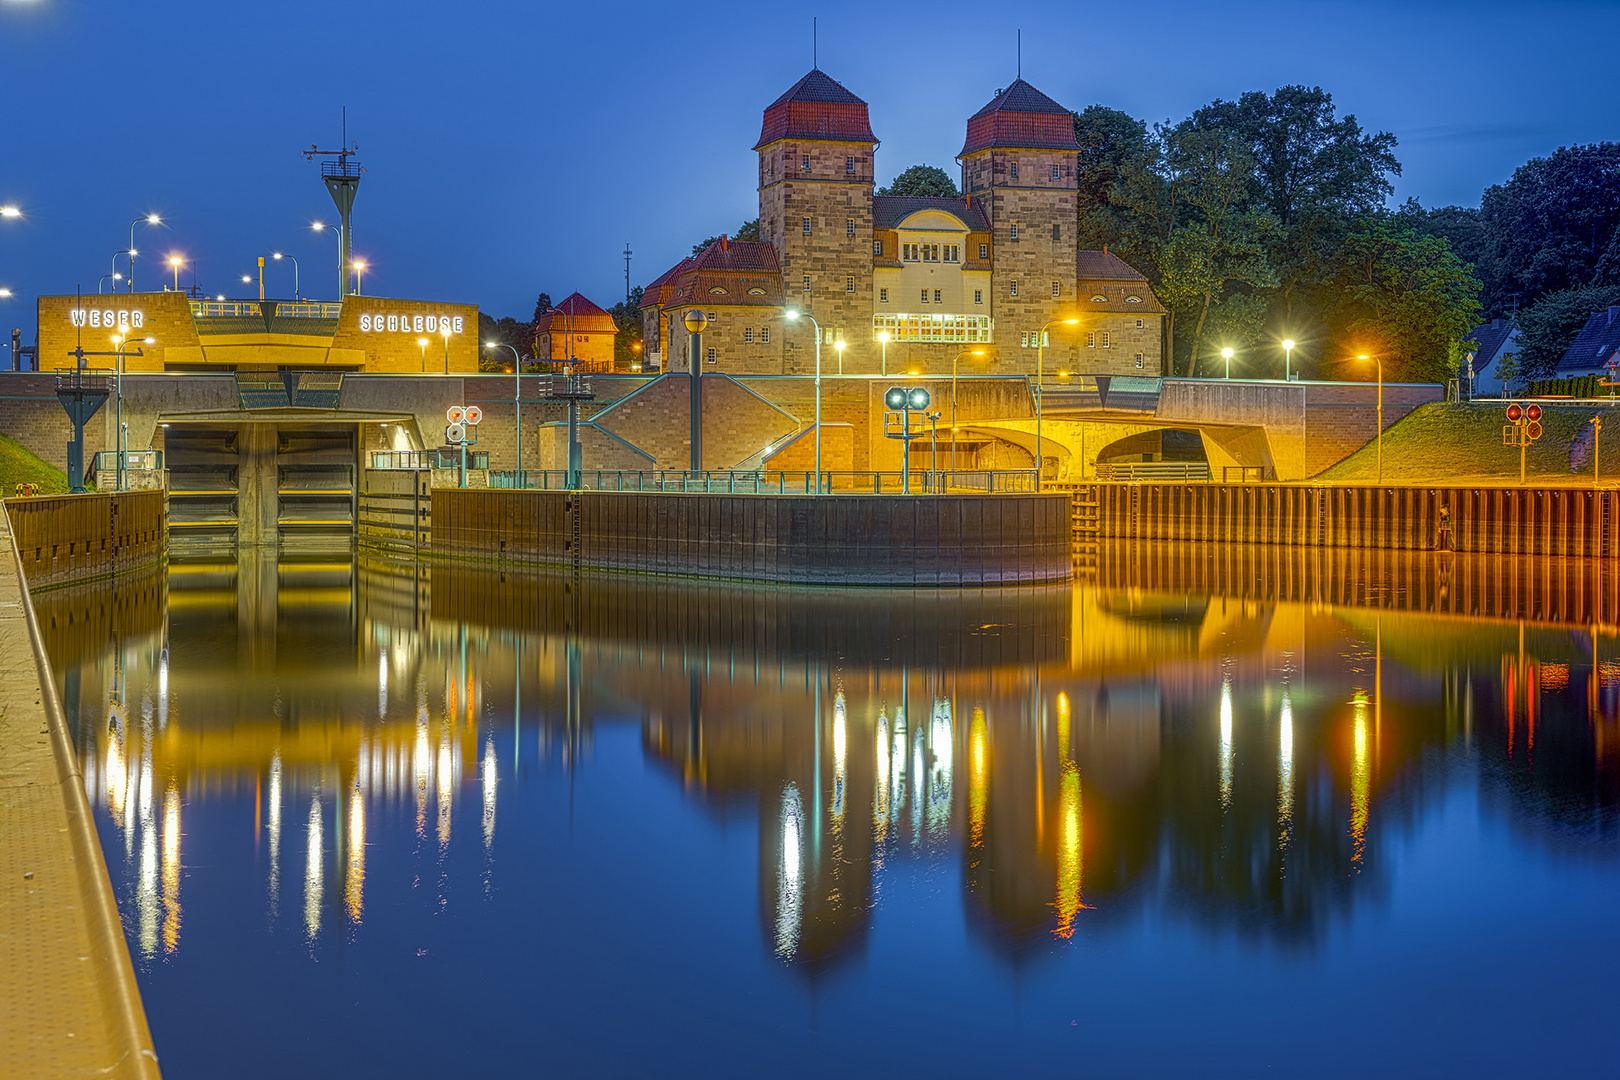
[0,502,161,1078]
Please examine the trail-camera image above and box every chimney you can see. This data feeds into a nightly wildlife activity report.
[1103,243,1109,257]
[721,234,729,252]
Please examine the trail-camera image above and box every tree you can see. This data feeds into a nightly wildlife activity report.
[1073,106,1157,262]
[1397,198,1486,270]
[876,164,960,198]
[531,292,553,323]
[1478,143,1620,316]
[608,285,645,370]
[1512,284,1620,381]
[691,219,760,256]
[1319,221,1480,382]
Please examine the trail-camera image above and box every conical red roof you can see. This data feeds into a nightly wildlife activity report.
[958,78,1079,156]
[755,69,877,149]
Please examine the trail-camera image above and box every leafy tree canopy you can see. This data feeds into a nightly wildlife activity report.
[692,220,760,256]
[1396,199,1486,270]
[876,164,960,198]
[1512,283,1620,381]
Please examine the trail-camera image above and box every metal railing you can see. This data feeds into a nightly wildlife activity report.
[190,300,261,319]
[91,450,163,472]
[483,469,1038,494]
[275,302,344,319]
[1094,461,1211,482]
[371,449,489,471]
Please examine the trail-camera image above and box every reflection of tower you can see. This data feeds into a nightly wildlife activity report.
[304,110,363,297]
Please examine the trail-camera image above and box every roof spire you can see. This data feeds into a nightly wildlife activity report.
[1017,29,1021,79]
[813,16,817,69]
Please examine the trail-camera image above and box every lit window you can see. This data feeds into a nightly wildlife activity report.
[979,243,989,259]
[803,275,811,292]
[933,289,942,304]
[846,218,855,237]
[1101,331,1111,348]
[880,288,889,303]
[1010,162,1019,180]
[846,275,855,293]
[1010,223,1019,241]
[824,329,833,344]
[744,328,753,343]
[1020,332,1029,348]
[1136,319,1144,329]
[1135,353,1144,369]
[802,217,811,235]
[1051,281,1060,298]
[1010,279,1019,297]
[846,156,855,173]
[802,154,810,171]
[1088,332,1095,348]
[974,289,982,305]
[762,328,770,343]
[707,347,716,364]
[921,288,929,304]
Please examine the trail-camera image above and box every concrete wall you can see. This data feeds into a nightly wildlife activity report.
[591,375,799,470]
[4,490,166,588]
[429,489,1072,586]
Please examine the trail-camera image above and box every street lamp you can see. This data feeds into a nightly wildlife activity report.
[878,330,890,376]
[487,341,523,481]
[129,214,160,292]
[312,222,342,298]
[168,256,183,293]
[272,252,298,299]
[951,348,987,474]
[352,259,367,296]
[1036,317,1080,491]
[1282,339,1295,382]
[0,206,19,218]
[99,273,123,294]
[417,337,429,372]
[0,289,11,299]
[110,333,155,492]
[441,319,451,374]
[835,338,845,375]
[1359,353,1383,485]
[782,309,824,493]
[1222,346,1234,379]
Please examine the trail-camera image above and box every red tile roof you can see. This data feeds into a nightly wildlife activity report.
[959,78,1079,156]
[639,258,693,309]
[665,240,784,308]
[1075,249,1148,281]
[534,291,616,333]
[755,69,877,148]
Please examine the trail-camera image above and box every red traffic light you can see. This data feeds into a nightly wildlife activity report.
[1506,403,1523,422]
[1526,404,1543,421]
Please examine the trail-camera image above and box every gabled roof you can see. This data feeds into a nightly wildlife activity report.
[1076,249,1148,282]
[665,240,783,308]
[1555,306,1620,374]
[534,291,615,334]
[755,69,877,149]
[1465,318,1515,366]
[873,195,989,231]
[690,237,781,273]
[640,258,693,309]
[959,78,1080,156]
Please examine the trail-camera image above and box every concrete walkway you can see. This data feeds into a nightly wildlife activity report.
[0,508,160,1078]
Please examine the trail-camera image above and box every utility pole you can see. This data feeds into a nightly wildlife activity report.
[623,243,633,306]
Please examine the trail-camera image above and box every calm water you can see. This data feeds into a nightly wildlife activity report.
[40,547,1620,1078]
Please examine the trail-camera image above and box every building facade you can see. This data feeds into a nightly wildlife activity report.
[642,69,1166,377]
[534,292,617,372]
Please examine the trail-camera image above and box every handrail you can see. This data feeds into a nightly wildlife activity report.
[478,468,1040,494]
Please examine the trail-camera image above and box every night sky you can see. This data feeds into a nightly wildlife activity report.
[1,0,1615,323]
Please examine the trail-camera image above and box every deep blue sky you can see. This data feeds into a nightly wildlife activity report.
[1,0,1615,322]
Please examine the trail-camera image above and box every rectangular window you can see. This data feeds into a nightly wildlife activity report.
[1051,281,1060,298]
[1010,223,1019,241]
[1088,332,1096,348]
[921,289,929,304]
[846,218,855,236]
[706,347,716,364]
[802,217,811,235]
[880,288,889,303]
[1136,319,1144,329]
[1101,332,1111,348]
[802,154,810,171]
[944,245,959,262]
[871,313,993,344]
[1010,162,1019,180]
[903,243,919,261]
[1052,223,1061,242]
[846,156,855,173]
[974,289,983,305]
[846,275,855,293]
[1135,353,1144,369]
[744,328,753,343]
[762,328,770,343]
[1010,279,1019,297]
[803,275,811,292]
[933,289,942,304]
[1020,332,1029,348]
[1051,162,1060,181]
[874,240,883,256]
[824,329,833,345]
[979,243,989,260]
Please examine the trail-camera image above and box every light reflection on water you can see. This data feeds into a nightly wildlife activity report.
[39,545,1620,1078]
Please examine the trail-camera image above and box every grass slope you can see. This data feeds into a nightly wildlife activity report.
[0,431,72,495]
[1319,401,1620,485]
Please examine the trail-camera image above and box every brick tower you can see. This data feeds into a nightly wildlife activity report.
[958,80,1080,372]
[756,70,878,374]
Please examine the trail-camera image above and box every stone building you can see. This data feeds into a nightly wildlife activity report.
[641,68,1166,377]
[534,292,616,372]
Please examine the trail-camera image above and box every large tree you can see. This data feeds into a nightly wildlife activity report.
[1073,105,1157,266]
[876,164,960,198]
[1511,284,1620,381]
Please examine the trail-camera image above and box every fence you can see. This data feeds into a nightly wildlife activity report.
[483,468,1038,494]
[372,449,490,471]
[1092,461,1210,483]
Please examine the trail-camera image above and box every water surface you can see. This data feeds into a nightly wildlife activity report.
[42,546,1620,1078]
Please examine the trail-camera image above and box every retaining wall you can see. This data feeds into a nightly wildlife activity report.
[4,491,167,588]
[428,490,1072,586]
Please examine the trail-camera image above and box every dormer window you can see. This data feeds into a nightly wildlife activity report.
[1091,294,1108,302]
[708,286,728,295]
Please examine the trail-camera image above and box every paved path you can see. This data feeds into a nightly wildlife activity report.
[0,508,159,1078]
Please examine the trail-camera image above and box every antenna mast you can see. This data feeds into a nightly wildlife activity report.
[623,243,633,306]
[304,107,364,298]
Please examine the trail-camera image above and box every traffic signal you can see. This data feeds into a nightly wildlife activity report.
[907,387,931,411]
[885,386,907,410]
[1527,420,1544,441]
[1506,403,1523,422]
[1526,404,1542,422]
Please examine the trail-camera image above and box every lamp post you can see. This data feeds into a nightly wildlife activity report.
[1359,353,1383,485]
[417,337,429,372]
[878,330,890,376]
[1222,346,1234,380]
[783,309,823,493]
[168,256,183,293]
[1282,339,1295,382]
[272,252,298,300]
[926,410,941,489]
[1036,317,1080,492]
[487,341,523,482]
[99,273,122,294]
[312,222,342,298]
[951,348,986,473]
[352,260,367,296]
[129,214,160,292]
[441,319,451,375]
[685,310,708,474]
[110,333,154,493]
[835,339,845,375]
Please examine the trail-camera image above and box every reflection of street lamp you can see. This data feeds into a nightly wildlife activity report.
[1358,353,1383,484]
[878,330,890,376]
[1282,339,1295,382]
[1222,346,1234,379]
[782,309,823,492]
[951,348,986,471]
[1036,317,1080,492]
[272,252,298,299]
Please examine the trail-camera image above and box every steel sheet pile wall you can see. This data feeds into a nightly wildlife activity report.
[4,491,167,588]
[1083,483,1620,558]
[430,490,1072,586]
